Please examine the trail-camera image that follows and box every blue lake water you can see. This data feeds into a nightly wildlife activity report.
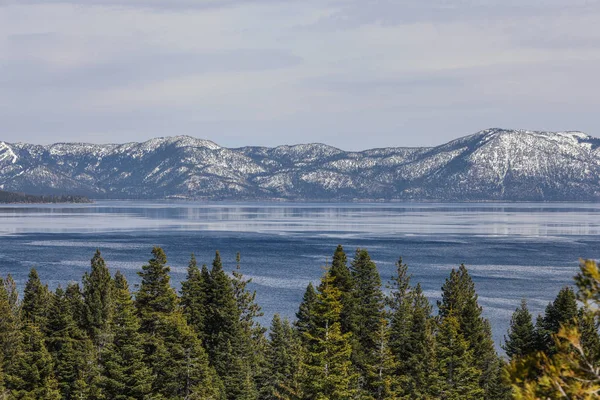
[0,200,599,348]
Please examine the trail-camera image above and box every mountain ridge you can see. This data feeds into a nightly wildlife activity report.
[1,128,599,201]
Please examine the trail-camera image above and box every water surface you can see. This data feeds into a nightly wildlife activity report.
[1,201,598,347]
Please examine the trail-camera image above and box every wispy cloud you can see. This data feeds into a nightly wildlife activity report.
[1,0,599,149]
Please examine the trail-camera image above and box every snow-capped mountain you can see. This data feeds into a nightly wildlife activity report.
[1,129,599,201]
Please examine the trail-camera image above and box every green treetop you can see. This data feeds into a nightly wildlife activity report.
[0,277,22,391]
[263,314,304,400]
[503,299,536,359]
[436,315,483,400]
[135,247,179,332]
[99,271,152,400]
[349,249,385,396]
[181,253,208,339]
[302,269,356,400]
[535,286,578,355]
[437,265,499,399]
[400,284,439,399]
[46,286,99,399]
[203,251,254,399]
[295,282,317,339]
[22,268,52,328]
[6,323,61,400]
[329,245,354,334]
[82,250,114,348]
[136,249,223,399]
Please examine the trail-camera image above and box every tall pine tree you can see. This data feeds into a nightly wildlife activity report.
[21,268,51,328]
[46,286,99,399]
[0,277,22,393]
[99,271,152,399]
[401,284,439,399]
[368,317,400,400]
[349,249,385,396]
[437,264,499,399]
[136,247,222,399]
[203,251,255,399]
[135,247,178,332]
[535,286,578,355]
[503,299,536,359]
[82,249,114,349]
[435,315,483,400]
[387,257,413,376]
[6,323,61,399]
[181,254,208,340]
[302,269,356,400]
[329,245,354,334]
[263,314,304,400]
[3,275,19,319]
[231,252,267,397]
[295,282,317,340]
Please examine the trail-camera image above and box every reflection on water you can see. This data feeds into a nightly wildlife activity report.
[1,201,600,236]
[0,200,598,349]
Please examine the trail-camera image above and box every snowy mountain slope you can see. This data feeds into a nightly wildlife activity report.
[1,129,599,200]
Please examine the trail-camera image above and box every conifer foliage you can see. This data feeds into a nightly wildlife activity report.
[503,299,536,359]
[1,244,572,399]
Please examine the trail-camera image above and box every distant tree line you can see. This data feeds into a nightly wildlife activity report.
[0,190,91,204]
[0,245,597,399]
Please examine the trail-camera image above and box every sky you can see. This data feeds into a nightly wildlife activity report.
[1,0,600,150]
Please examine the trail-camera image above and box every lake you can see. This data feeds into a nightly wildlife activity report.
[0,200,598,348]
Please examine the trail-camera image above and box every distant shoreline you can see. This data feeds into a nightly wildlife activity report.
[0,190,92,204]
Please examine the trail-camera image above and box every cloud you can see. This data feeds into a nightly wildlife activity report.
[1,0,600,149]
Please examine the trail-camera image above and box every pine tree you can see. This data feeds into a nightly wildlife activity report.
[302,269,356,400]
[401,284,439,399]
[503,299,536,359]
[387,257,412,374]
[349,249,385,395]
[509,260,600,398]
[181,254,207,340]
[46,286,99,399]
[437,264,499,399]
[485,357,512,400]
[263,314,304,400]
[149,311,224,399]
[136,247,222,399]
[99,272,152,399]
[3,275,19,319]
[436,315,483,400]
[82,249,114,348]
[578,308,600,361]
[0,277,22,390]
[21,268,51,328]
[329,245,354,334]
[295,282,317,339]
[232,252,264,334]
[203,251,255,399]
[368,317,400,400]
[6,323,61,400]
[65,282,86,331]
[231,252,267,396]
[136,247,179,332]
[535,286,578,354]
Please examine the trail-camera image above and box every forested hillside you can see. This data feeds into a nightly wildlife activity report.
[0,246,597,399]
[0,190,90,204]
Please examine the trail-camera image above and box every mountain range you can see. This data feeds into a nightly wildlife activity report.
[1,128,599,201]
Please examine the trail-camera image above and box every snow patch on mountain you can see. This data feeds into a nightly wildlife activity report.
[1,129,599,201]
[0,142,17,164]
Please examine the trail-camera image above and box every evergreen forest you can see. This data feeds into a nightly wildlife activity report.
[0,190,90,204]
[0,245,598,399]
